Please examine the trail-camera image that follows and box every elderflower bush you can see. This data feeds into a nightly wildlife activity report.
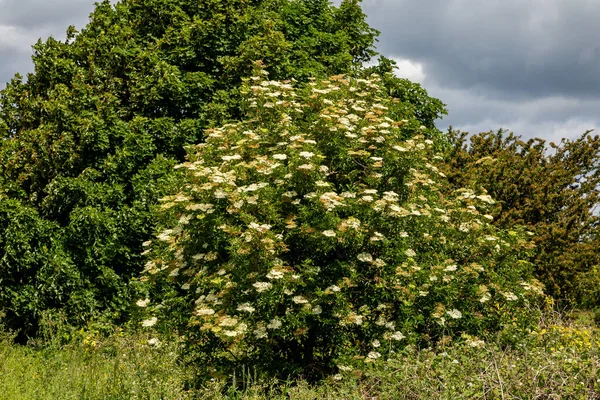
[142,66,543,378]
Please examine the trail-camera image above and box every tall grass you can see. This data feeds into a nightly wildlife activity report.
[0,311,599,399]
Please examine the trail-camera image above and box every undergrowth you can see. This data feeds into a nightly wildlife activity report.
[0,310,598,399]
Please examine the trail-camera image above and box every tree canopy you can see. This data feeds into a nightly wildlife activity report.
[0,0,446,339]
[444,129,600,306]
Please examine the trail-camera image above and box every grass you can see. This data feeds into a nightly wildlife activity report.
[0,311,599,399]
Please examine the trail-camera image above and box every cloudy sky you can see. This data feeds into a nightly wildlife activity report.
[1,0,598,142]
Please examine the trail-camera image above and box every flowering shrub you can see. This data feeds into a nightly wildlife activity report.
[142,65,544,378]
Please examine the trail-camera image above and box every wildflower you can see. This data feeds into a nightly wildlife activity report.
[267,318,282,330]
[476,194,495,204]
[370,232,385,241]
[346,217,361,229]
[297,164,314,170]
[326,285,341,293]
[195,308,216,316]
[367,351,381,360]
[292,295,309,304]
[236,303,256,313]
[254,325,268,339]
[253,282,273,292]
[136,298,150,308]
[504,292,518,301]
[157,229,173,242]
[373,258,386,267]
[147,338,160,346]
[266,269,284,280]
[446,309,462,319]
[357,253,373,263]
[467,338,485,348]
[272,154,287,160]
[479,292,491,303]
[444,265,458,272]
[299,151,315,158]
[322,230,336,237]
[312,305,322,315]
[391,331,405,341]
[372,340,381,348]
[221,154,242,161]
[141,317,157,327]
[219,317,238,327]
[404,249,416,257]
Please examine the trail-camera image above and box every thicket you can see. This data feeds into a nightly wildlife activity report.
[444,130,600,309]
[0,0,445,340]
[139,67,543,379]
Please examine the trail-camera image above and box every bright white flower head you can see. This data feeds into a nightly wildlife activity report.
[503,292,518,301]
[253,282,273,292]
[267,318,282,330]
[141,317,157,327]
[322,230,336,237]
[299,151,315,159]
[292,295,309,304]
[195,308,216,316]
[446,309,462,319]
[404,249,416,257]
[266,269,284,280]
[357,253,373,263]
[236,303,256,313]
[136,298,150,308]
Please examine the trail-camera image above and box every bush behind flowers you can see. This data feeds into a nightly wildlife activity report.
[141,64,544,379]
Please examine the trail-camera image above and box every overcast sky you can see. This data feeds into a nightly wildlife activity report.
[1,0,598,142]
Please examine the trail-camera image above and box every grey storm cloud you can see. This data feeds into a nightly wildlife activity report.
[0,0,598,140]
[0,0,95,85]
[362,0,600,99]
[0,0,93,29]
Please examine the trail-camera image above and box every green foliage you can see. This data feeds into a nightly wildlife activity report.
[444,130,600,306]
[142,69,542,380]
[0,197,91,343]
[0,329,192,399]
[0,0,403,338]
